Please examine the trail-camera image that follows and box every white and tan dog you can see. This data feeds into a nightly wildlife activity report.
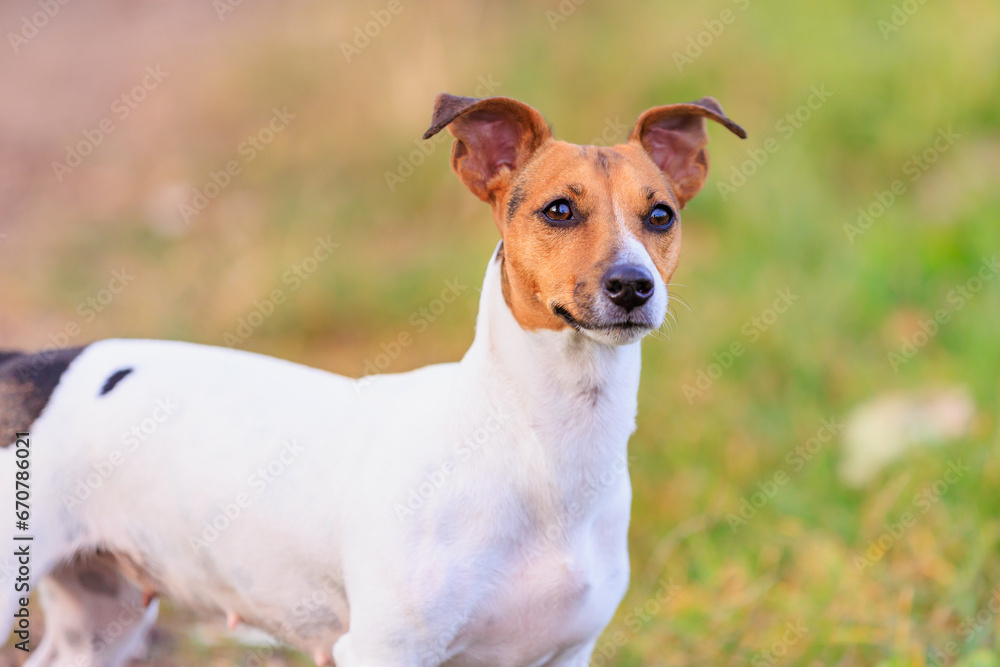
[0,93,744,666]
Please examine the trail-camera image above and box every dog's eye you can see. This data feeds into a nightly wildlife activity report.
[543,199,573,222]
[648,204,676,229]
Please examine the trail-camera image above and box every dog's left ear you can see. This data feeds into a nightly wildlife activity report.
[424,93,551,203]
[630,97,746,208]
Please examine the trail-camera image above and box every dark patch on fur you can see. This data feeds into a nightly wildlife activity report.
[643,186,655,201]
[594,148,622,178]
[78,567,121,597]
[100,368,133,396]
[101,547,167,598]
[58,549,167,608]
[0,346,85,447]
[595,150,611,175]
[568,183,583,196]
[506,181,526,220]
[592,149,609,175]
[422,93,481,139]
[0,351,22,366]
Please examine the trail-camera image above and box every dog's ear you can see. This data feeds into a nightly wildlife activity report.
[629,97,746,208]
[424,93,551,203]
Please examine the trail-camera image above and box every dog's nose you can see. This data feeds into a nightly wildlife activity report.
[602,265,654,311]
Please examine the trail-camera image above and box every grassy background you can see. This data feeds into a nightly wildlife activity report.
[1,0,998,665]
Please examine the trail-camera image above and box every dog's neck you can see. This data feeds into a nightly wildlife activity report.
[463,244,641,488]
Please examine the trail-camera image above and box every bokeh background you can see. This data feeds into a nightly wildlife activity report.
[2,0,999,665]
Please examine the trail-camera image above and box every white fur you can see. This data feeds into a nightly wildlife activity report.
[1,244,643,666]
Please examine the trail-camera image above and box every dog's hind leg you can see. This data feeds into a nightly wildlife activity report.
[0,432,152,664]
[24,552,158,667]
[0,347,92,649]
[0,440,79,654]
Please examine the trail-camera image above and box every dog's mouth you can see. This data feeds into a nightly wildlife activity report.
[552,304,652,332]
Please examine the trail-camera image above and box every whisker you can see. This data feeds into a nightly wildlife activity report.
[665,307,679,331]
[658,316,673,339]
[668,293,692,313]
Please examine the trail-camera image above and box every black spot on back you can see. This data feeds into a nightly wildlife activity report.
[0,346,85,447]
[100,368,133,396]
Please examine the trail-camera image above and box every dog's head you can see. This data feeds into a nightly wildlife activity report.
[424,93,745,345]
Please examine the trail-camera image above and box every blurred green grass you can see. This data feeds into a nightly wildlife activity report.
[3,0,1000,664]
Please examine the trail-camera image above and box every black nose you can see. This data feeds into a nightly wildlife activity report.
[602,265,654,311]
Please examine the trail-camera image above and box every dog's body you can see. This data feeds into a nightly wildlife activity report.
[1,94,743,666]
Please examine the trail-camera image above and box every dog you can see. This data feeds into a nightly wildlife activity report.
[0,93,744,666]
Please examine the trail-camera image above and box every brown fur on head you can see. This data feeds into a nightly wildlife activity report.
[424,93,745,343]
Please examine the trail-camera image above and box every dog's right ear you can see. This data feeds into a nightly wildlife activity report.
[630,97,746,208]
[423,93,551,203]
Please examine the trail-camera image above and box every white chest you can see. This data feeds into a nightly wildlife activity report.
[442,463,633,665]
